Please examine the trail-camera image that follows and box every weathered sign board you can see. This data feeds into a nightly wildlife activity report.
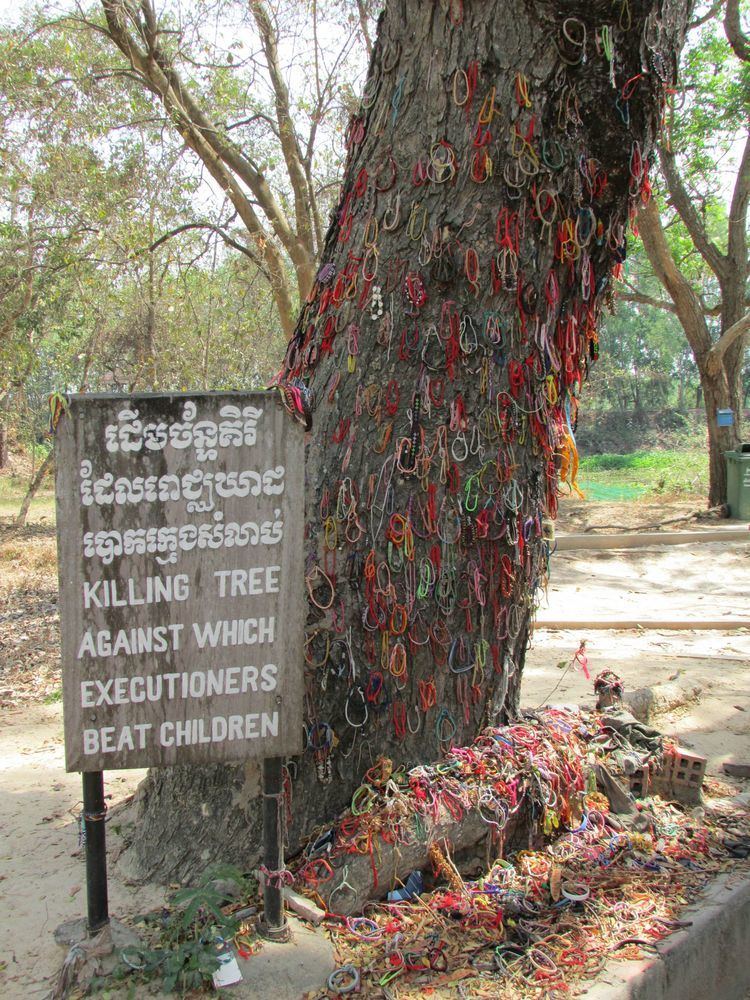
[55,392,305,772]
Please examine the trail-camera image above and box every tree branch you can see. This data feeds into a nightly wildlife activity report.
[0,217,38,346]
[725,132,750,324]
[140,0,158,49]
[688,0,723,30]
[355,0,374,58]
[725,0,750,61]
[705,311,750,376]
[617,281,740,320]
[636,198,713,362]
[658,146,727,283]
[98,0,301,334]
[143,221,271,278]
[618,285,677,314]
[225,112,278,135]
[249,0,316,295]
[98,1,292,252]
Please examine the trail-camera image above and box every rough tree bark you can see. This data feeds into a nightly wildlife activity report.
[120,0,691,884]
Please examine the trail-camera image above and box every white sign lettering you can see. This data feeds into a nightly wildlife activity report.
[55,392,305,771]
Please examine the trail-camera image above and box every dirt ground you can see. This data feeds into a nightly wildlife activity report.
[0,498,748,998]
[0,706,164,998]
[527,499,750,774]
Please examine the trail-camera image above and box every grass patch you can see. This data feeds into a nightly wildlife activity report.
[0,532,58,595]
[0,494,55,523]
[0,469,55,526]
[578,448,708,499]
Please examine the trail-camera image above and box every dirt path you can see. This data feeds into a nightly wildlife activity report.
[539,537,750,622]
[522,521,750,773]
[0,500,748,997]
[0,704,164,999]
[523,627,750,771]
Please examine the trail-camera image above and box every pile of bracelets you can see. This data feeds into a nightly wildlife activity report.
[291,710,750,998]
[295,708,594,899]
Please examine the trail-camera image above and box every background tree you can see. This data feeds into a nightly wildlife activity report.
[623,0,750,505]
[0,16,288,488]
[119,0,692,882]
[592,292,696,413]
[56,0,373,337]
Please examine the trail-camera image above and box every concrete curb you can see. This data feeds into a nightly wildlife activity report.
[555,529,750,551]
[535,620,750,630]
[583,872,750,1000]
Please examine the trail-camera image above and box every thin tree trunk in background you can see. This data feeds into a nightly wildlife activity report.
[15,450,53,528]
[14,351,95,529]
[698,311,743,507]
[701,371,738,507]
[635,194,740,507]
[121,0,691,884]
[0,392,10,470]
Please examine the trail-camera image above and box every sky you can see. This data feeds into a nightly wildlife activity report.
[0,0,744,208]
[0,0,27,22]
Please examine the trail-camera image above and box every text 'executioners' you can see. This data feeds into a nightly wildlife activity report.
[79,664,278,707]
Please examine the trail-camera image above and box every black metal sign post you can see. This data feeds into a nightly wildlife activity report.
[259,756,289,941]
[82,770,110,933]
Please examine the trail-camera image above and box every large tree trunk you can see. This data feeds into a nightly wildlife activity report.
[119,0,690,883]
[702,367,739,507]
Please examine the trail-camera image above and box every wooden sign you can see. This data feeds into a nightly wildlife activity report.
[55,392,305,772]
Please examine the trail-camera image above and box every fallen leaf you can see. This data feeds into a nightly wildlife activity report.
[430,968,475,986]
[550,865,562,901]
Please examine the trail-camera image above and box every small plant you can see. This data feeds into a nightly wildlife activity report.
[94,864,256,996]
